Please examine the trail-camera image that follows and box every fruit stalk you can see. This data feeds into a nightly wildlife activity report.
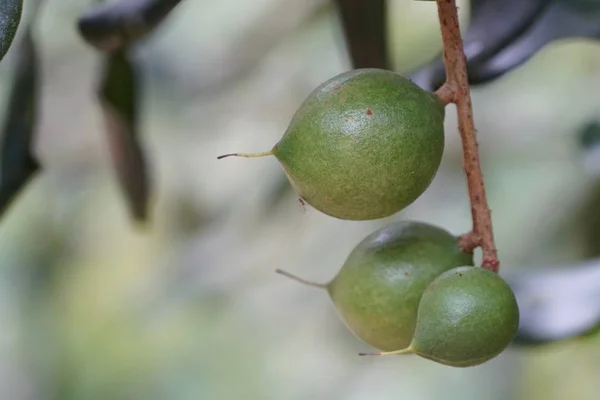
[433,0,499,272]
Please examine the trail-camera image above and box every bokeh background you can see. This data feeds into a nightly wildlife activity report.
[1,0,600,399]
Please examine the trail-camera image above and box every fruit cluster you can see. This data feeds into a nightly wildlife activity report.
[220,69,519,367]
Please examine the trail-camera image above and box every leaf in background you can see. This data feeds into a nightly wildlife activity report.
[579,121,600,151]
[466,1,600,84]
[77,0,183,52]
[0,0,23,63]
[98,50,152,224]
[579,121,600,177]
[334,0,389,69]
[506,259,600,346]
[0,29,41,219]
[410,0,551,91]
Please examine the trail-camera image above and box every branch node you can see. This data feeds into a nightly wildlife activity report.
[458,232,479,252]
[434,83,454,105]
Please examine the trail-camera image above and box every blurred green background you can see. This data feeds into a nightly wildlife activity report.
[0,0,600,399]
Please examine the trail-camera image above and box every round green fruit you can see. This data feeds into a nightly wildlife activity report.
[411,266,520,366]
[365,266,520,367]
[219,68,446,220]
[277,221,473,351]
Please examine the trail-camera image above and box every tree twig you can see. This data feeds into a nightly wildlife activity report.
[433,0,499,272]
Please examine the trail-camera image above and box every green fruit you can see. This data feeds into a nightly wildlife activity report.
[277,221,473,351]
[412,267,520,366]
[219,68,445,220]
[364,266,520,367]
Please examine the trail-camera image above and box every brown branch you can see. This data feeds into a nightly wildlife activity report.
[434,0,499,272]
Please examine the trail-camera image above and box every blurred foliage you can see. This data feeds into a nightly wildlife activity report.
[0,28,41,219]
[98,49,151,224]
[77,0,183,52]
[0,0,598,399]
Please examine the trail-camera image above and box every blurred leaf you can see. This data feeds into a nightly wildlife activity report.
[98,50,152,224]
[575,182,600,258]
[507,259,600,346]
[0,29,41,219]
[469,1,600,84]
[335,0,389,69]
[579,122,600,177]
[412,0,600,89]
[0,0,23,63]
[562,0,600,12]
[77,0,183,52]
[411,0,550,90]
[579,121,600,150]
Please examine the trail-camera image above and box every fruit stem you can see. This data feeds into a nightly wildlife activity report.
[434,83,453,105]
[275,269,328,289]
[358,347,414,356]
[217,150,274,160]
[433,0,499,273]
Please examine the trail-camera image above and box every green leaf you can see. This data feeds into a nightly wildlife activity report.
[77,0,183,52]
[0,0,23,62]
[98,50,152,224]
[0,29,41,218]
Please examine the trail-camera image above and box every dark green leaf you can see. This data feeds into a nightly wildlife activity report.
[579,121,600,150]
[410,0,550,91]
[0,29,41,218]
[335,0,389,69]
[468,1,600,84]
[0,0,23,63]
[98,50,152,224]
[77,0,183,52]
[411,0,600,90]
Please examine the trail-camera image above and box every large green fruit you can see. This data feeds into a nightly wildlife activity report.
[219,68,446,220]
[277,221,473,351]
[364,266,520,367]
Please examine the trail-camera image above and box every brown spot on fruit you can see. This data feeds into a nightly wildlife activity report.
[366,109,373,116]
[298,198,307,211]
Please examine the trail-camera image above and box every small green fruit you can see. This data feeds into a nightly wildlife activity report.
[277,221,473,351]
[365,266,520,367]
[219,68,445,220]
[411,267,520,366]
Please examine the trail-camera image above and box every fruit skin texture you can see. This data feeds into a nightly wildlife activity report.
[273,68,445,220]
[410,266,520,367]
[327,221,473,351]
[0,0,22,63]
